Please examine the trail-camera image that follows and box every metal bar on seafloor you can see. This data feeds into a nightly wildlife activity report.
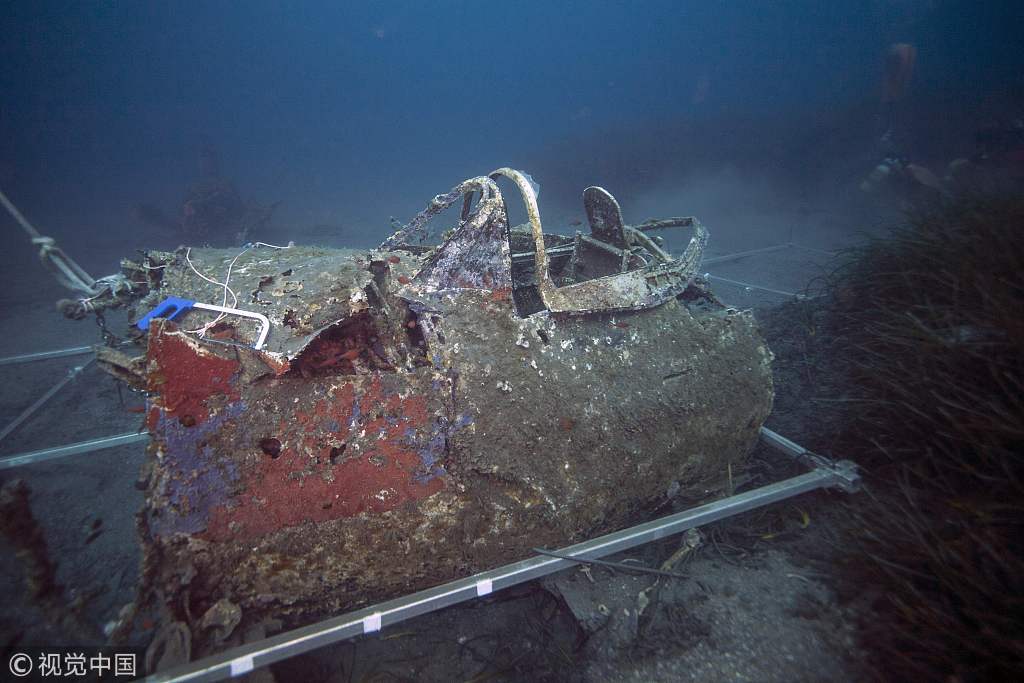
[0,431,148,470]
[0,358,96,443]
[147,432,858,683]
[0,345,97,366]
[759,426,808,458]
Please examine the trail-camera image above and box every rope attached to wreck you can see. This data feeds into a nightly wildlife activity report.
[0,186,141,324]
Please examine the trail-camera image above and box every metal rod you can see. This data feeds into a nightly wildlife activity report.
[701,243,790,265]
[0,431,148,470]
[511,244,574,263]
[791,244,839,257]
[759,426,807,458]
[759,426,860,493]
[0,345,97,366]
[0,358,95,443]
[704,274,799,298]
[147,466,848,683]
[0,341,136,367]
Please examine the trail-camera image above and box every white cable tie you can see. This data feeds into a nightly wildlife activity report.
[229,655,254,676]
[475,578,493,597]
[363,613,382,634]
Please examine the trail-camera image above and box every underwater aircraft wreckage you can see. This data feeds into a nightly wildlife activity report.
[1,168,858,675]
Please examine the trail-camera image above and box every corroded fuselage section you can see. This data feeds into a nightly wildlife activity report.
[136,248,771,653]
[127,173,773,657]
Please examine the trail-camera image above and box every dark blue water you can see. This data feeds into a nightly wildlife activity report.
[1,1,1021,255]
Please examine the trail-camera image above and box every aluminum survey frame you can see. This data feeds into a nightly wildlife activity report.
[0,240,852,679]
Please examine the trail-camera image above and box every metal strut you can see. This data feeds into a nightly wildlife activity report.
[0,345,98,366]
[145,429,859,683]
[0,358,96,445]
[0,432,149,470]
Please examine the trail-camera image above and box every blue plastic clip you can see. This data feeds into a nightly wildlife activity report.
[136,296,196,331]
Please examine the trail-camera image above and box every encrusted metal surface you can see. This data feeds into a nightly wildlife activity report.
[135,246,396,360]
[409,194,511,292]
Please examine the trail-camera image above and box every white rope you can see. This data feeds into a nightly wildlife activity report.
[2,187,100,295]
[73,273,134,312]
[0,187,43,240]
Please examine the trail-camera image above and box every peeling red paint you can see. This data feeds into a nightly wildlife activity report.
[147,327,240,424]
[258,351,291,376]
[203,376,443,543]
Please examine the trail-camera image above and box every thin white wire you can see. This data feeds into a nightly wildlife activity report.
[182,242,292,338]
[184,248,236,304]
[252,241,294,250]
[184,247,238,334]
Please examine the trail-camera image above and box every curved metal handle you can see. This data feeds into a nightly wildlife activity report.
[137,297,271,350]
[192,302,271,350]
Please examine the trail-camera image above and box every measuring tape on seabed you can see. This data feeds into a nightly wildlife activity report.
[136,296,271,350]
